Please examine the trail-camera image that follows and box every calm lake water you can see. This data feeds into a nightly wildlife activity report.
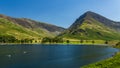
[0,44,119,68]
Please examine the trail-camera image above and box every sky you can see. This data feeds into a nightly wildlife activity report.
[0,0,120,28]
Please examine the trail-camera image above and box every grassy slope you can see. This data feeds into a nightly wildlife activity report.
[0,17,59,39]
[61,18,120,40]
[0,18,41,39]
[17,18,60,37]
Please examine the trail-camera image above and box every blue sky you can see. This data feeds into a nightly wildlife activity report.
[0,0,120,28]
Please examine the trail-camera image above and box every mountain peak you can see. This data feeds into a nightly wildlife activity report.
[84,11,99,18]
[70,11,120,30]
[75,11,97,21]
[69,11,97,29]
[85,11,94,14]
[59,11,120,40]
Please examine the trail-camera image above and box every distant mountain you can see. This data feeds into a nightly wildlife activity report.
[0,14,65,39]
[59,11,120,40]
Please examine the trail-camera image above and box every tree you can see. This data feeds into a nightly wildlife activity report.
[105,40,108,44]
[52,37,63,43]
[41,37,63,44]
[41,37,52,43]
[80,40,83,43]
[66,40,70,43]
[116,42,120,46]
[0,35,17,43]
[92,40,95,44]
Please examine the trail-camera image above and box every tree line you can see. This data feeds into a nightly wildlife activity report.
[41,38,109,44]
[41,37,63,43]
[0,35,110,44]
[0,35,33,43]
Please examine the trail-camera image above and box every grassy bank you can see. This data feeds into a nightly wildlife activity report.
[63,39,119,45]
[82,42,120,68]
[82,52,120,68]
[0,40,119,45]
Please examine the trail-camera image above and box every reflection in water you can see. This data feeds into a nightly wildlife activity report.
[0,44,119,68]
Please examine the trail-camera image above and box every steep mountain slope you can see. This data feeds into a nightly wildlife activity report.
[0,14,65,39]
[59,11,120,40]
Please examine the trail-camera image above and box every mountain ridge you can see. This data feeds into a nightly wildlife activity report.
[0,14,65,39]
[0,14,65,32]
[59,11,120,40]
[69,11,120,31]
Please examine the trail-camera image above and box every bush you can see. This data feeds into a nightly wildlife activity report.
[0,35,17,43]
[41,37,63,43]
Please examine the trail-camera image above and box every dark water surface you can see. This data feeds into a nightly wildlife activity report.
[0,44,119,68]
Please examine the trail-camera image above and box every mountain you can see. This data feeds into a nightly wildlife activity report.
[59,11,120,40]
[0,14,65,39]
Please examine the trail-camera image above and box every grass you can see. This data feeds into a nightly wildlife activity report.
[82,52,120,68]
[113,42,120,48]
[63,40,105,45]
[0,18,42,39]
[29,39,120,45]
[62,38,119,45]
[0,18,58,40]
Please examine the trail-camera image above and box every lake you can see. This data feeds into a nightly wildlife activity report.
[0,44,119,68]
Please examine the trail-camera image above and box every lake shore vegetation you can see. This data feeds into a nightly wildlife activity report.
[82,52,120,68]
[81,42,120,68]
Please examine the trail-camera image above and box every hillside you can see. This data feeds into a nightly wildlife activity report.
[0,14,65,39]
[59,11,120,40]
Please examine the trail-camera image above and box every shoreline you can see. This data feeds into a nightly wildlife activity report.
[81,42,120,68]
[82,51,120,68]
[0,43,110,46]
